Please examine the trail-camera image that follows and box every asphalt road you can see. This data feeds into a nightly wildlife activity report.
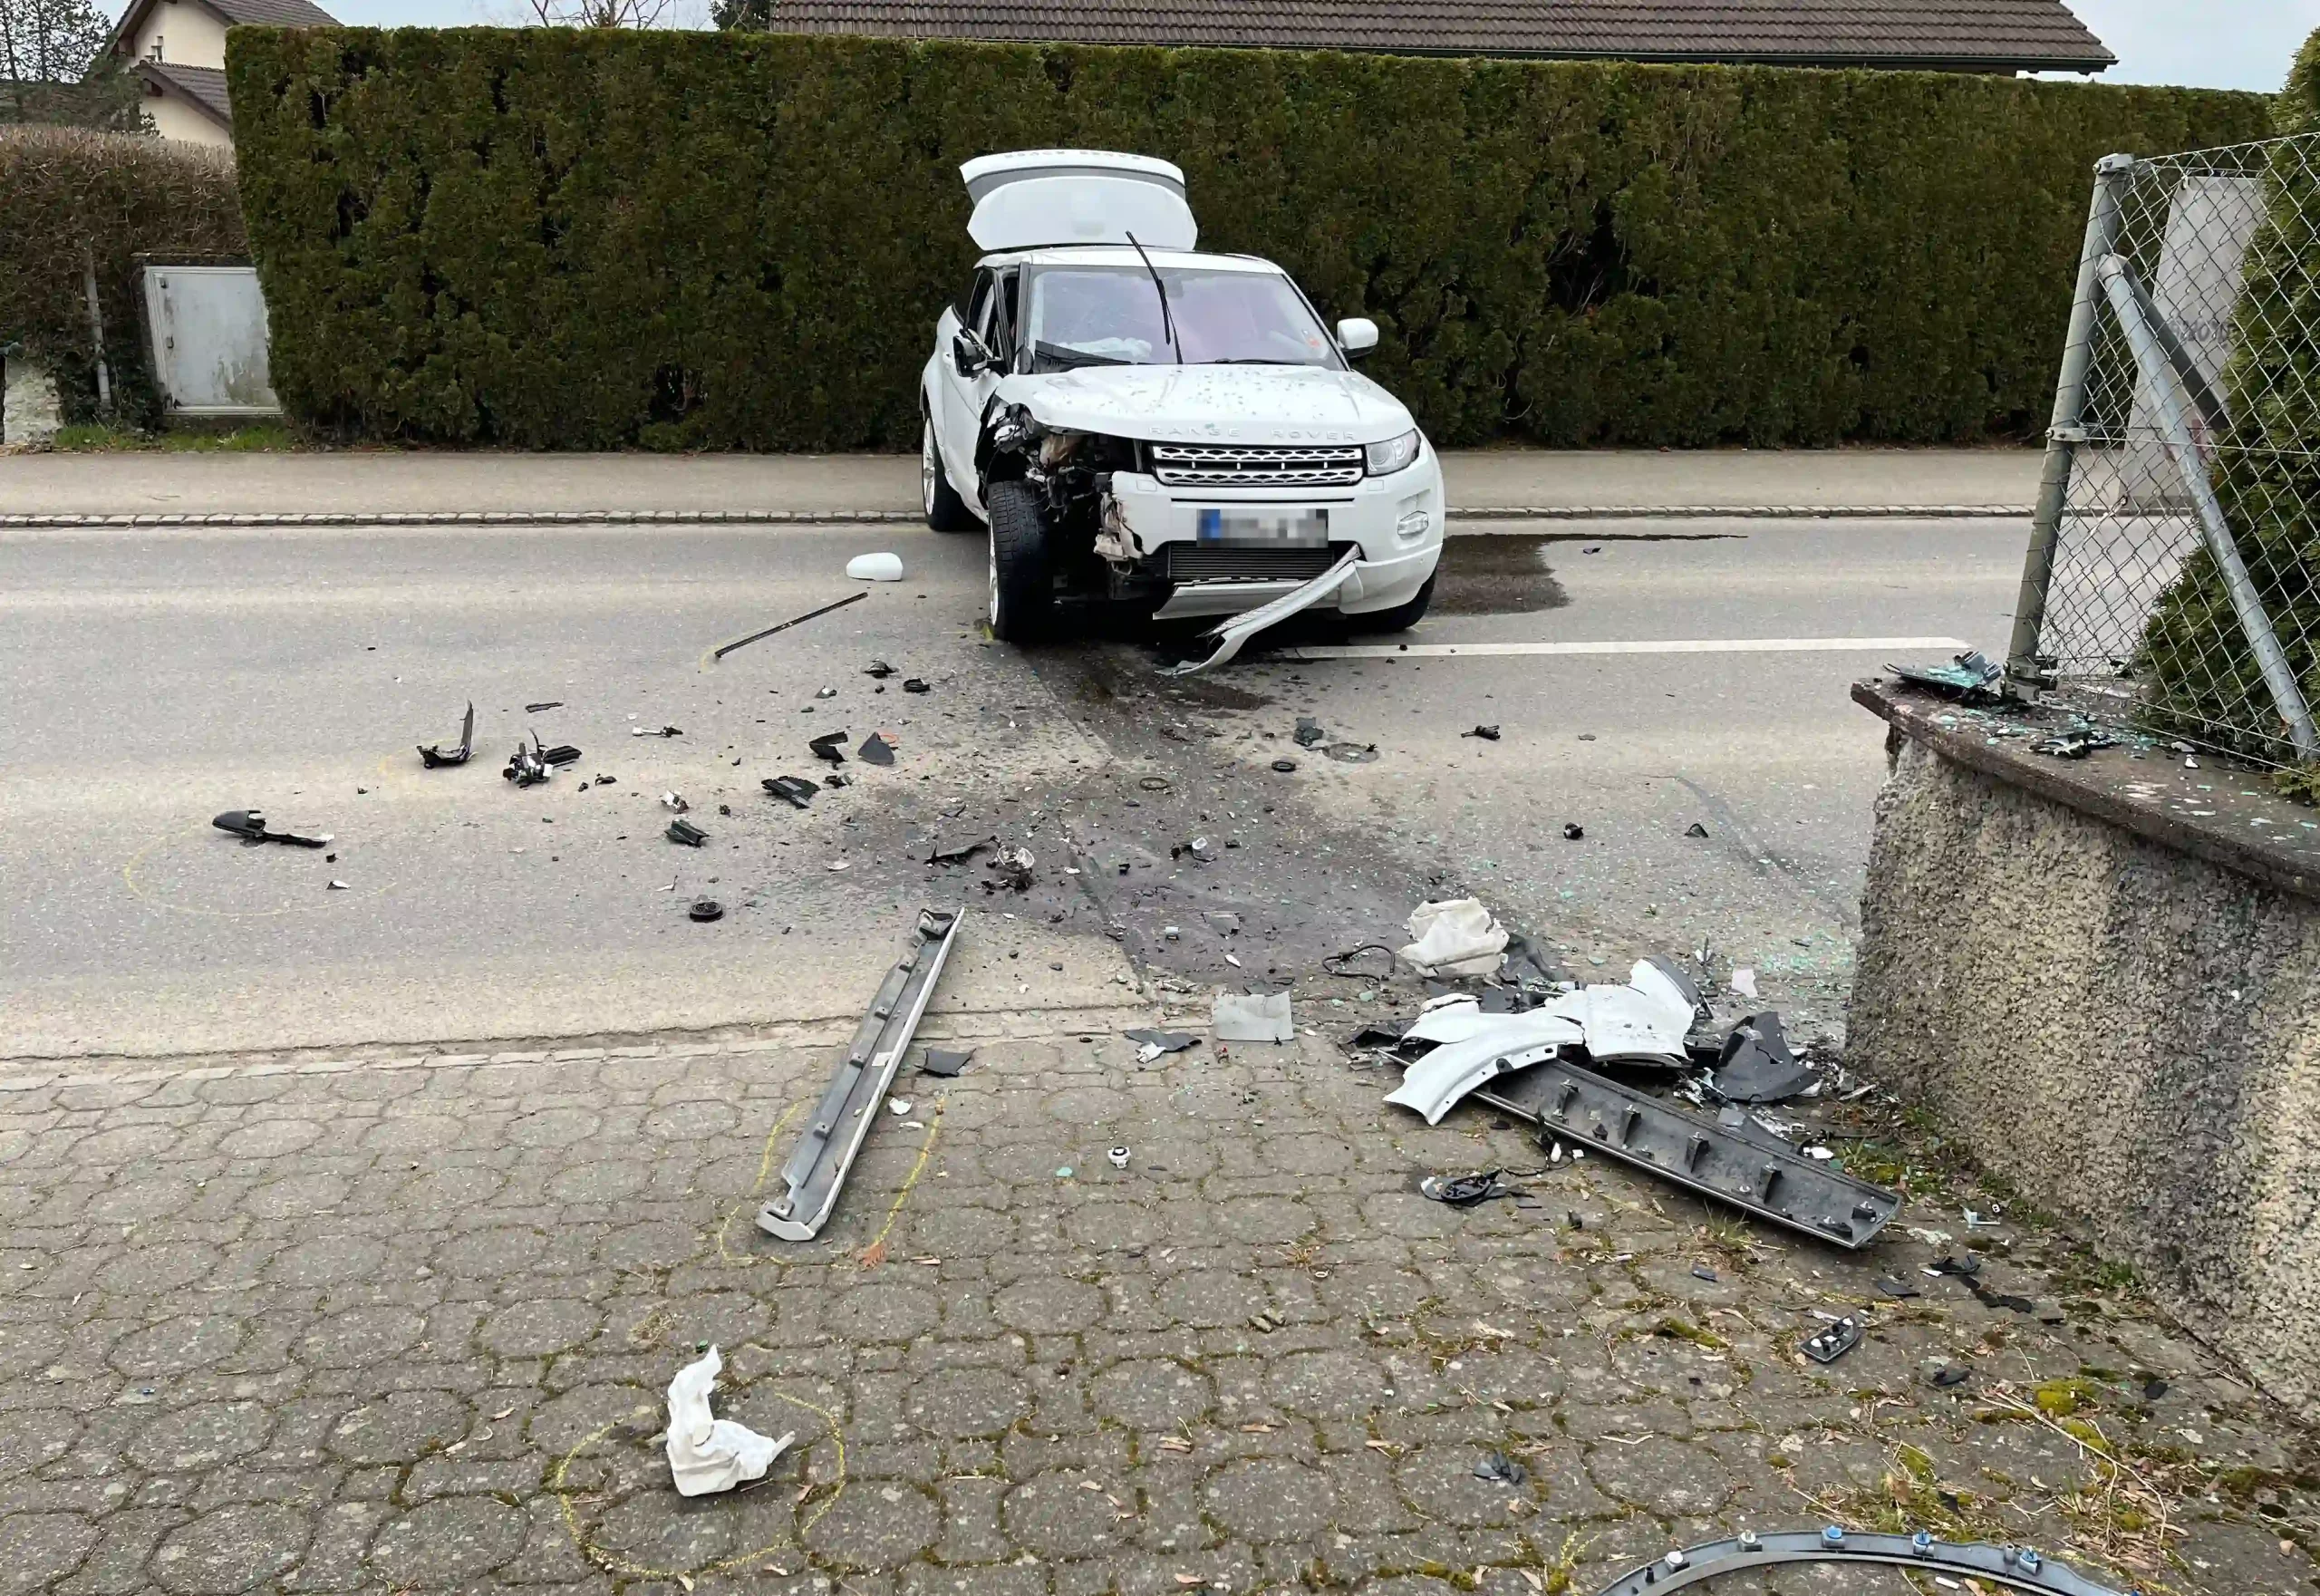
[0,517,2028,1059]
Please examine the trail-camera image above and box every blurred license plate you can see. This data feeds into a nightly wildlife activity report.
[1196,508,1328,544]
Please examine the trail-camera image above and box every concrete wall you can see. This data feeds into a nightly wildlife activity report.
[3,355,63,446]
[1850,730,2320,1416]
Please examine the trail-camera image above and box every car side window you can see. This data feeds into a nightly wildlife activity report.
[962,270,993,340]
[997,270,1021,368]
[978,270,1017,368]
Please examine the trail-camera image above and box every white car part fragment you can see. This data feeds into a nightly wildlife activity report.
[1384,1011,1585,1125]
[1159,547,1360,677]
[665,1346,795,1497]
[846,552,904,582]
[1398,897,1508,978]
[1383,959,1701,1124]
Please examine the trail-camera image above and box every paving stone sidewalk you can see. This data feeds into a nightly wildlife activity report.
[1,1014,2313,1596]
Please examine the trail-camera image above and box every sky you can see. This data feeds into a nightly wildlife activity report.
[126,0,2320,93]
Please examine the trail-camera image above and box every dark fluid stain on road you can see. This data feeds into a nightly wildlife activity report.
[1433,535,1571,614]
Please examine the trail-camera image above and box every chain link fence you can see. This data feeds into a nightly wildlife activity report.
[2007,131,2320,768]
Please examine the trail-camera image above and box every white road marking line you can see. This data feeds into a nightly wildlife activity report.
[1280,635,1970,659]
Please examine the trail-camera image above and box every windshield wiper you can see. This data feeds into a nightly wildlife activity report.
[1123,231,1183,365]
[1034,340,1134,369]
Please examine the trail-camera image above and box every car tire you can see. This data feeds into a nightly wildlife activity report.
[923,416,977,532]
[986,479,1053,643]
[1349,574,1434,634]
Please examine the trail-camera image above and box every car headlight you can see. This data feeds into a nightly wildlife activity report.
[1365,430,1421,476]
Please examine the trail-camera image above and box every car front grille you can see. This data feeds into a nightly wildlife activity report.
[1165,542,1355,584]
[1148,442,1365,488]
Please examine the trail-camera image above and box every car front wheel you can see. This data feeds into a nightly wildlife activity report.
[985,479,1053,643]
[923,416,977,532]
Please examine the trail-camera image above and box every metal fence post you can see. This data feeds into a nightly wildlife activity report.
[2097,255,2320,759]
[2006,152,2135,697]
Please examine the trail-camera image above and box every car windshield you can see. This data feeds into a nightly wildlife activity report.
[1024,264,1341,372]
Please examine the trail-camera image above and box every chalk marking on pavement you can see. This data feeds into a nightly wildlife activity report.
[715,1099,807,1267]
[122,823,398,918]
[551,1387,847,1581]
[1277,635,1970,661]
[856,1095,946,1269]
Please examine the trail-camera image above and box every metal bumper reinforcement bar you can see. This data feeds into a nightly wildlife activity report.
[1594,1526,2126,1595]
[757,907,964,1242]
[1474,1059,1900,1249]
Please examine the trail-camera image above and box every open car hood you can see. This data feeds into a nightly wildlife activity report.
[1011,363,1415,446]
[962,149,1197,251]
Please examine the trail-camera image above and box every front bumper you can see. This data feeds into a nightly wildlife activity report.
[1104,445,1445,617]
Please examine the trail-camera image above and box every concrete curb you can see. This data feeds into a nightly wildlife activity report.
[0,503,2034,529]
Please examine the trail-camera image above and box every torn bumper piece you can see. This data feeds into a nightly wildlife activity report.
[757,907,964,1243]
[1474,1060,1899,1248]
[1159,546,1360,677]
[1591,1527,2124,1596]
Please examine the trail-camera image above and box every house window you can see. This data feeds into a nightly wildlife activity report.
[149,37,164,60]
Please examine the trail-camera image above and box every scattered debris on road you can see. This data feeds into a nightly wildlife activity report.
[927,835,994,865]
[1472,1450,1528,1485]
[1126,1027,1198,1063]
[1802,1314,1863,1363]
[759,907,963,1241]
[762,775,817,808]
[661,790,689,812]
[1418,1169,1513,1206]
[921,1048,973,1077]
[859,731,896,766]
[1561,822,1583,840]
[1591,1529,2128,1596]
[985,846,1035,892]
[810,731,849,763]
[689,898,723,921]
[664,1346,794,1497]
[1685,821,1709,838]
[711,592,866,661]
[1463,724,1502,741]
[865,660,896,679]
[212,809,330,847]
[903,677,930,693]
[1293,718,1325,747]
[417,701,474,768]
[1398,897,1509,978]
[846,552,904,582]
[1213,991,1293,1042]
[632,724,683,738]
[504,733,580,787]
[667,818,708,846]
[1891,648,2003,703]
[1107,1145,1130,1169]
[523,701,563,712]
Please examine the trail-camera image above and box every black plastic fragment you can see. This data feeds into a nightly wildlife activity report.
[211,809,328,847]
[1419,1170,1508,1206]
[1293,717,1325,747]
[810,731,849,764]
[1271,758,1298,773]
[1561,822,1583,840]
[1874,1275,1921,1299]
[1932,1364,1974,1388]
[524,701,563,712]
[712,591,866,661]
[1685,821,1709,838]
[927,835,994,865]
[689,898,723,922]
[1472,1450,1527,1485]
[632,724,682,738]
[1802,1314,1863,1363]
[504,733,579,787]
[903,678,930,693]
[1124,1028,1197,1054]
[667,818,709,846]
[1464,724,1502,740]
[865,660,895,678]
[858,732,896,766]
[419,701,475,768]
[762,775,818,808]
[920,1048,974,1077]
[1712,1012,1814,1104]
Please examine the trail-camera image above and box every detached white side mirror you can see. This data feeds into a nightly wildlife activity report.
[1337,317,1379,355]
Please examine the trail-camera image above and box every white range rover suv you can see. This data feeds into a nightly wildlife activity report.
[921,150,1445,648]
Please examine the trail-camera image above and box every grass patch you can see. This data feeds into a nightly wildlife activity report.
[51,421,301,451]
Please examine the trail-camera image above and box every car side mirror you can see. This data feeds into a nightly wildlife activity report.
[953,329,994,378]
[1336,317,1379,356]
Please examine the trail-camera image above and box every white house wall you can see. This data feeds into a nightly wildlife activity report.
[144,89,233,146]
[131,0,232,68]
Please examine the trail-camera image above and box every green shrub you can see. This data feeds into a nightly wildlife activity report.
[0,124,247,423]
[224,27,2267,451]
[2139,30,2320,761]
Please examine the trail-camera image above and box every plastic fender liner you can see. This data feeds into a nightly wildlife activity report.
[1474,1059,1900,1248]
[1383,1012,1584,1124]
[1592,1526,2128,1595]
[1160,546,1360,676]
[757,907,964,1242]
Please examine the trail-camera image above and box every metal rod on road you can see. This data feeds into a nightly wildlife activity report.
[710,591,866,661]
[2098,253,2320,759]
[2006,151,2132,698]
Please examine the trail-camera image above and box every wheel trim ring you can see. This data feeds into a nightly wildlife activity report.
[921,421,938,517]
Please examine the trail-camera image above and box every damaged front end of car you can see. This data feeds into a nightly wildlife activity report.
[977,403,1171,616]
